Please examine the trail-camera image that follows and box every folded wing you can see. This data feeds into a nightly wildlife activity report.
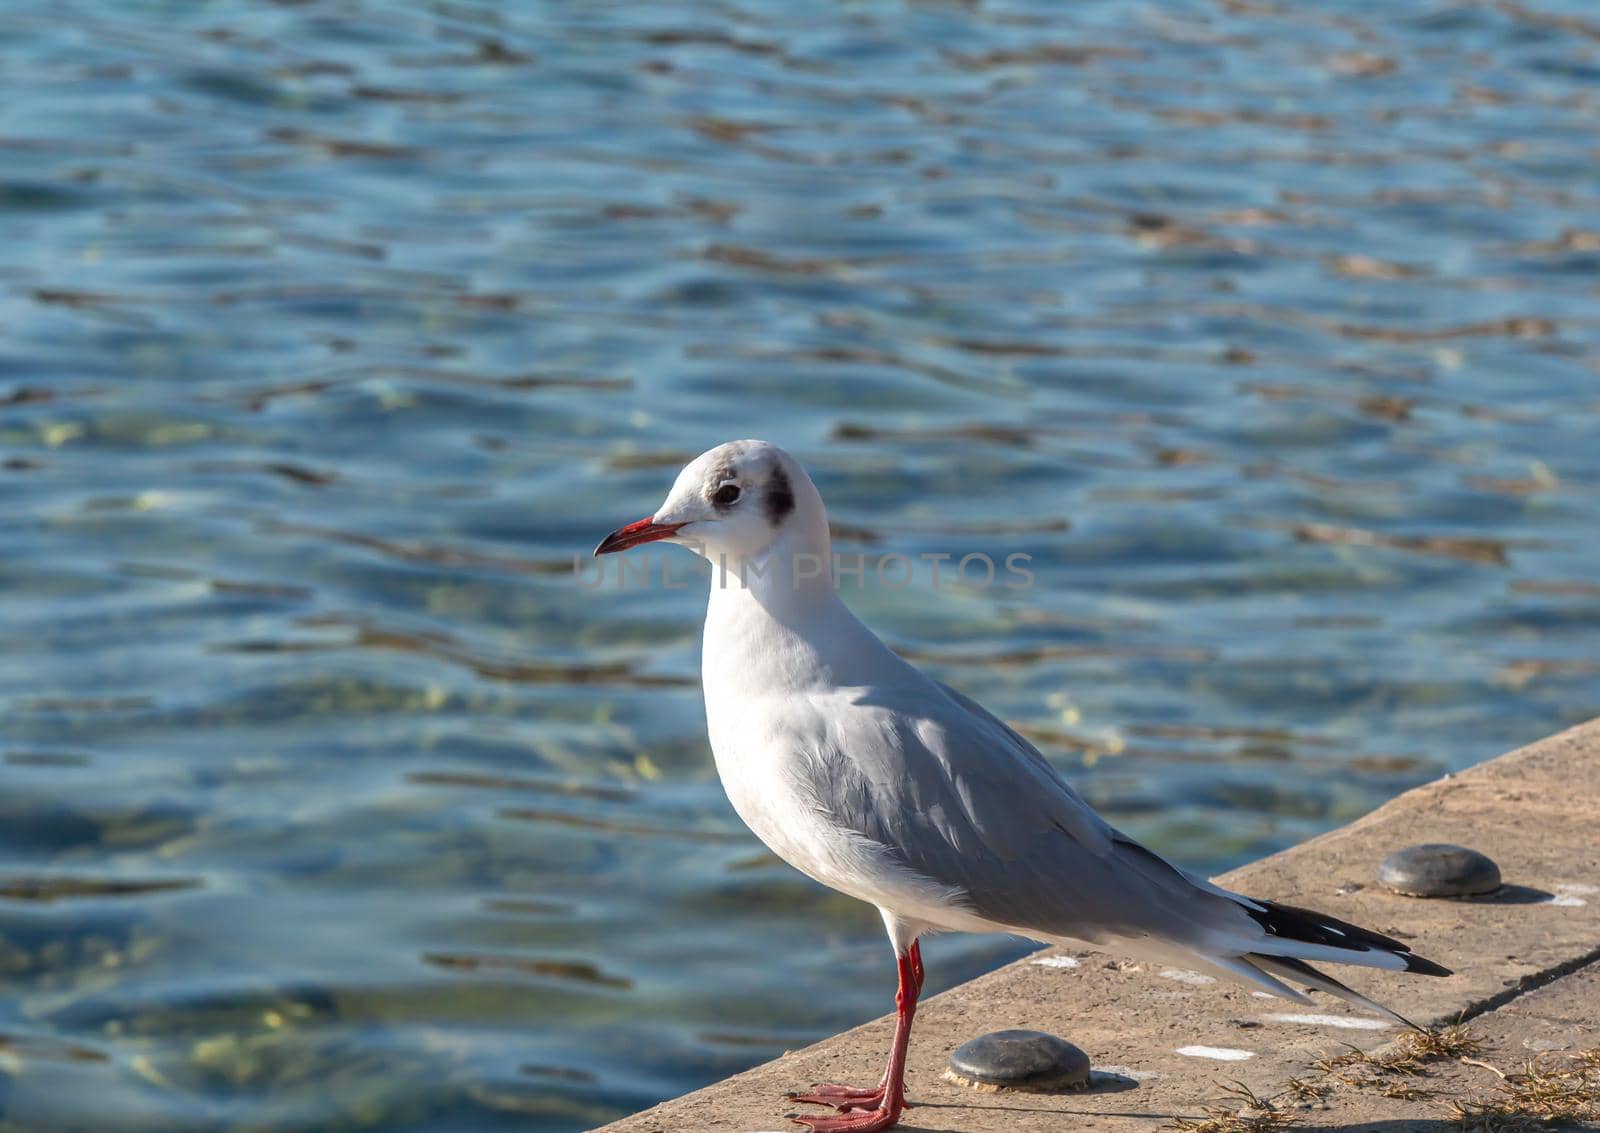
[803,676,1447,1015]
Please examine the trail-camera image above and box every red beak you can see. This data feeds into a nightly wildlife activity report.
[593,516,685,556]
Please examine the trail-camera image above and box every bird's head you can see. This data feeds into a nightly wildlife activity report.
[593,439,825,563]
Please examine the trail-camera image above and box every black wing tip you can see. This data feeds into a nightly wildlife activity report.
[1248,897,1451,977]
[1403,953,1453,978]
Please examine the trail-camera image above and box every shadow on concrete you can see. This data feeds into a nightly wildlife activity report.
[897,1110,1470,1133]
[1299,1123,1465,1132]
[1460,884,1553,905]
[892,1098,1195,1130]
[893,1117,1171,1132]
[1079,1070,1140,1093]
[893,1068,1148,1129]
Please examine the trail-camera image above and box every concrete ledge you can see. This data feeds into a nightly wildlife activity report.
[597,718,1600,1132]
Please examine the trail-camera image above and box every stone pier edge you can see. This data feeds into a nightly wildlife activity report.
[596,716,1600,1132]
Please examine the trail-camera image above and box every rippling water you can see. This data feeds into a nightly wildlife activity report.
[2,1,1598,1129]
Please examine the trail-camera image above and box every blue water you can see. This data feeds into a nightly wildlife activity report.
[2,1,1598,1129]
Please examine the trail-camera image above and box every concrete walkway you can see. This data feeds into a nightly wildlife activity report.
[596,718,1600,1132]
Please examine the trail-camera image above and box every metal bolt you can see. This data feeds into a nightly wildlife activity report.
[1378,843,1501,898]
[947,1029,1090,1091]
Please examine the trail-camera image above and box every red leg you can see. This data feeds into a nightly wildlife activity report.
[789,944,922,1112]
[787,946,920,1132]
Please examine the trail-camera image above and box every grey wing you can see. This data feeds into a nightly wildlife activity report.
[810,679,1261,951]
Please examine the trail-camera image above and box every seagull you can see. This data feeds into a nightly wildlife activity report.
[594,439,1451,1133]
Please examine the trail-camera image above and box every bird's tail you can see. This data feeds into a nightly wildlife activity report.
[1243,953,1420,1029]
[1227,897,1451,1030]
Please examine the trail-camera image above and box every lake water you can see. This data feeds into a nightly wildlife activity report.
[2,1,1598,1129]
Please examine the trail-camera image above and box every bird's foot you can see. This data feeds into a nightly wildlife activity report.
[785,1082,886,1112]
[785,1100,903,1132]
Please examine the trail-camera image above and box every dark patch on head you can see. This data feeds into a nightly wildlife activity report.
[765,465,794,525]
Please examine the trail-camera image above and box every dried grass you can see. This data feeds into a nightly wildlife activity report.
[1280,1076,1331,1104]
[1400,1023,1485,1062]
[1166,1027,1600,1132]
[1168,1081,1298,1133]
[1313,1023,1484,1087]
[1451,1048,1600,1131]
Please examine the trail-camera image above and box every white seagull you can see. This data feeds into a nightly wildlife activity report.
[595,439,1450,1133]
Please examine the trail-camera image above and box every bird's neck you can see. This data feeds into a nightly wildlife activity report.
[701,527,881,694]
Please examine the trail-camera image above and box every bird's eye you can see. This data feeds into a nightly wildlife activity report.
[713,483,742,507]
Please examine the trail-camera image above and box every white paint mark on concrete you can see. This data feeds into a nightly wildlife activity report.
[1176,1045,1255,1061]
[1031,954,1080,969]
[1267,1013,1391,1030]
[1547,884,1596,907]
[1159,967,1216,986]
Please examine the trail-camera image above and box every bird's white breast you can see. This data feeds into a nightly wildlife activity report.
[704,687,843,889]
[703,673,983,932]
